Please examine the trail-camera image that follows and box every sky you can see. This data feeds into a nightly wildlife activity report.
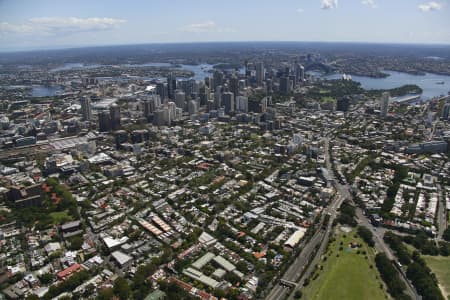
[0,0,449,51]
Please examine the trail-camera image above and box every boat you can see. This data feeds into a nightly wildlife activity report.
[436,81,445,85]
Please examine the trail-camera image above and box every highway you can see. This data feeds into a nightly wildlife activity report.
[265,138,345,300]
[266,137,420,300]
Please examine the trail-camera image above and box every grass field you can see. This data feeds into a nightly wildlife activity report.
[49,210,72,224]
[302,228,388,300]
[423,255,450,299]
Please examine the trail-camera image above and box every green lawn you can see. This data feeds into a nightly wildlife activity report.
[302,228,388,300]
[49,210,73,224]
[423,255,450,299]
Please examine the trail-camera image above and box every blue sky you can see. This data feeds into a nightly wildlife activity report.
[0,0,449,51]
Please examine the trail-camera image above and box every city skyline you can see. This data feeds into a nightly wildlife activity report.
[0,0,449,51]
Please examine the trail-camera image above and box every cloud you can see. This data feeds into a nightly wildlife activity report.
[181,20,235,33]
[321,0,338,9]
[297,8,304,13]
[418,1,442,12]
[0,17,126,36]
[361,0,377,8]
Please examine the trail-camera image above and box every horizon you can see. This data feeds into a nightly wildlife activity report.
[2,40,450,54]
[1,0,449,52]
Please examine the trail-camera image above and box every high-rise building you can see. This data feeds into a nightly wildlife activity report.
[214,86,222,109]
[380,92,390,118]
[229,76,239,96]
[80,96,92,121]
[213,71,223,90]
[188,100,198,115]
[98,111,111,132]
[222,92,234,114]
[295,63,305,83]
[441,103,450,120]
[109,104,121,130]
[175,90,186,111]
[156,82,168,101]
[256,62,264,86]
[167,73,176,100]
[279,77,290,95]
[236,96,248,113]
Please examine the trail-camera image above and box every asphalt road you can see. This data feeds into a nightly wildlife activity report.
[266,137,420,300]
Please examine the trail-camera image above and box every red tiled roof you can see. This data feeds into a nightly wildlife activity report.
[57,263,81,280]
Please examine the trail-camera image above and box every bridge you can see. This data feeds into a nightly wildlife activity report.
[279,279,298,288]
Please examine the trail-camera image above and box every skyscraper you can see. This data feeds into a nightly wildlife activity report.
[380,92,390,118]
[98,111,111,132]
[80,96,92,121]
[214,86,222,109]
[167,73,176,100]
[156,82,168,101]
[236,96,248,113]
[279,77,290,95]
[441,103,450,120]
[109,104,121,130]
[222,92,234,114]
[175,90,186,111]
[213,70,223,90]
[256,62,264,86]
[295,63,305,83]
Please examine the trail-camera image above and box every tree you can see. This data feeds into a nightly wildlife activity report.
[294,290,303,299]
[68,235,83,250]
[39,273,55,285]
[97,288,114,300]
[113,277,131,300]
[357,226,375,247]
[443,227,450,242]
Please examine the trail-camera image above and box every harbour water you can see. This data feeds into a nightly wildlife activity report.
[41,63,450,100]
[309,70,450,100]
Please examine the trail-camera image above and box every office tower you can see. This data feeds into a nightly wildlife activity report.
[175,90,186,111]
[222,92,234,114]
[266,78,273,93]
[236,96,248,113]
[441,103,450,120]
[289,75,297,88]
[168,102,177,121]
[156,82,168,101]
[167,73,176,100]
[143,99,152,119]
[213,70,223,90]
[199,86,210,106]
[279,77,290,95]
[256,62,264,86]
[109,104,121,130]
[337,96,350,112]
[295,63,305,83]
[188,100,198,115]
[207,100,215,112]
[380,92,390,118]
[80,96,92,121]
[214,86,222,109]
[98,111,111,132]
[238,79,246,91]
[229,76,239,96]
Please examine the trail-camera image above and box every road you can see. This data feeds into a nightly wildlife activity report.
[266,137,420,300]
[436,184,447,240]
[265,138,345,300]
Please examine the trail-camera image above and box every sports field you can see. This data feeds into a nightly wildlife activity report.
[423,255,450,299]
[302,228,388,300]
